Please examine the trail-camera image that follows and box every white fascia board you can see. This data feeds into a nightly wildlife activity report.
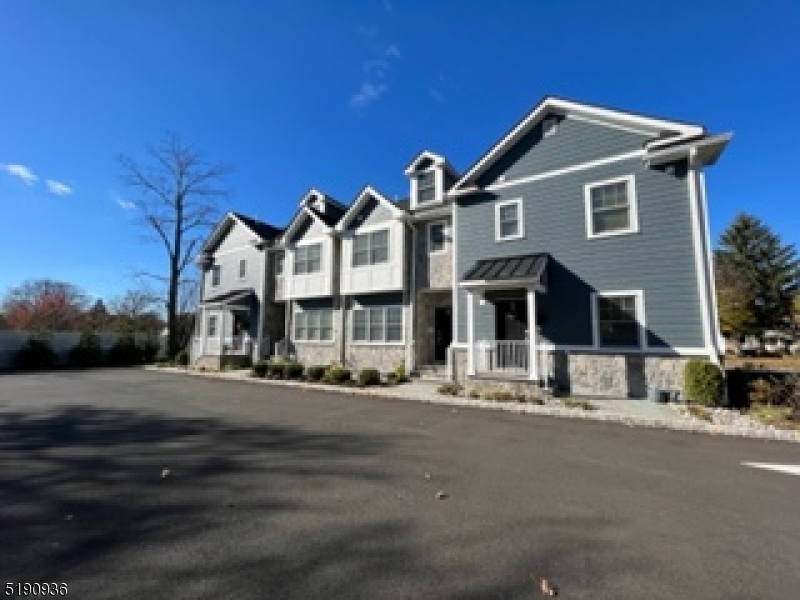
[403,150,446,176]
[335,185,403,232]
[645,132,733,167]
[199,212,236,254]
[281,206,331,245]
[452,96,705,192]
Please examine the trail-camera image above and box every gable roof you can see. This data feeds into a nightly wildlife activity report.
[403,150,459,178]
[451,96,707,193]
[199,211,282,256]
[279,188,347,243]
[334,185,406,232]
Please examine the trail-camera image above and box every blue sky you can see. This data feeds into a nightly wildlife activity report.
[1,0,798,302]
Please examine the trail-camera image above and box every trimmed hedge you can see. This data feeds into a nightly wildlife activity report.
[175,350,189,367]
[13,337,57,371]
[323,366,351,384]
[68,332,105,368]
[251,360,270,378]
[107,336,142,366]
[284,362,304,380]
[683,359,724,406]
[306,365,326,381]
[358,368,381,386]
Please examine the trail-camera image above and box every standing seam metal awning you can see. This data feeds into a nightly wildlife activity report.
[200,289,254,308]
[460,253,548,290]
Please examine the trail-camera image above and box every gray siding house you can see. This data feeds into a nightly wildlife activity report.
[448,97,730,397]
[191,96,729,398]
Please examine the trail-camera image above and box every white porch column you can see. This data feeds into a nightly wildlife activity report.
[199,307,206,357]
[467,290,476,376]
[527,287,539,382]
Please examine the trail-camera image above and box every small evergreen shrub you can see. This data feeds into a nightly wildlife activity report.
[306,365,326,381]
[482,390,514,402]
[358,368,381,386]
[13,337,57,371]
[386,372,398,384]
[323,366,351,384]
[251,360,270,378]
[175,351,189,367]
[68,332,105,368]
[107,336,142,366]
[683,359,724,406]
[284,362,304,380]
[393,361,407,383]
[437,382,462,396]
[265,361,284,378]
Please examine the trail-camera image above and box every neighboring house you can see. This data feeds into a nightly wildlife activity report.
[191,212,283,369]
[192,95,730,398]
[448,97,730,397]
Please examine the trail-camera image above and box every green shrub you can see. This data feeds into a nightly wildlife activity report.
[141,340,160,363]
[67,332,105,368]
[13,337,57,371]
[107,336,142,366]
[467,389,480,399]
[386,372,398,384]
[683,359,724,406]
[306,365,326,381]
[175,350,189,367]
[251,360,270,378]
[437,382,462,396]
[266,361,285,378]
[393,361,406,382]
[323,367,351,384]
[482,390,514,402]
[284,362,304,380]
[358,368,381,386]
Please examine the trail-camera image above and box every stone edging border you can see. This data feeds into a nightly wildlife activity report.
[142,366,800,444]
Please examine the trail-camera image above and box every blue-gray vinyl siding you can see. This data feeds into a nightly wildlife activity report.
[478,115,649,187]
[346,197,394,231]
[456,157,704,349]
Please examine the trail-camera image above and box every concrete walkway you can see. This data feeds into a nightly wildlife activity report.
[143,366,800,444]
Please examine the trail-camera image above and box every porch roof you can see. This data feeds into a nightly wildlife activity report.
[460,253,548,290]
[201,289,254,308]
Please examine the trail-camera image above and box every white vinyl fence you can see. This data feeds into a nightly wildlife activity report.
[0,331,156,370]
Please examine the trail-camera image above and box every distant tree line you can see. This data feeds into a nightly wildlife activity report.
[715,213,799,336]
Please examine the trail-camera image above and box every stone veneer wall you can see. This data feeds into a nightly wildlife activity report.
[414,217,452,290]
[345,345,405,374]
[293,342,339,367]
[414,291,451,366]
[452,346,690,398]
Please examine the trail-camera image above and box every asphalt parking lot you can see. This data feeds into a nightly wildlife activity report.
[1,369,798,599]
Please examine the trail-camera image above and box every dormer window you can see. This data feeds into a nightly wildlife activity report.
[417,171,437,204]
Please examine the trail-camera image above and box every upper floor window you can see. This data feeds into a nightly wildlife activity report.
[274,253,284,276]
[428,221,446,254]
[238,259,247,280]
[495,198,524,241]
[594,291,644,348]
[353,229,389,267]
[585,175,639,239]
[352,305,403,343]
[294,308,333,342]
[294,243,322,275]
[417,171,437,204]
[211,265,221,286]
[207,315,218,337]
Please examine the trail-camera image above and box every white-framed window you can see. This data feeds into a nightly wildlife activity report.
[211,265,221,286]
[592,291,645,348]
[495,198,524,241]
[417,170,437,204]
[275,253,284,276]
[352,229,389,267]
[294,243,322,274]
[584,175,639,239]
[238,259,247,280]
[352,305,403,343]
[208,315,218,337]
[427,220,446,254]
[294,308,333,342]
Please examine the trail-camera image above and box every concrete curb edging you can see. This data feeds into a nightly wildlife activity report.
[142,366,800,444]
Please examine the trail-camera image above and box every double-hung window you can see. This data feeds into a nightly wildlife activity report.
[594,292,643,348]
[238,259,247,280]
[428,221,446,254]
[294,243,322,274]
[211,265,221,286]
[352,305,403,343]
[495,198,524,241]
[585,175,638,238]
[208,315,218,337]
[294,309,333,342]
[352,229,389,267]
[274,253,284,276]
[417,171,437,204]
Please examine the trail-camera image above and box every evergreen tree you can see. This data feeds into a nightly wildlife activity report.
[715,213,799,332]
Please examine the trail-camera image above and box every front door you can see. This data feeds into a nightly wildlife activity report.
[495,299,528,340]
[433,306,452,362]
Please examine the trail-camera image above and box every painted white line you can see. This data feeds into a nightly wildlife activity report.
[741,462,800,476]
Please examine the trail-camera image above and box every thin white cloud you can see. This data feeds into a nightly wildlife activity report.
[110,191,136,210]
[429,88,444,103]
[350,82,388,108]
[364,58,389,78]
[2,163,38,185]
[46,179,72,195]
[385,44,400,58]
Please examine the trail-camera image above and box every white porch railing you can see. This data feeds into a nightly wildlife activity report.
[475,340,529,375]
[202,336,251,357]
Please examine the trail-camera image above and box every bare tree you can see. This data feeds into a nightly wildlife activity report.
[119,133,228,357]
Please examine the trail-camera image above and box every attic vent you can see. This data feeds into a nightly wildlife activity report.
[543,116,559,138]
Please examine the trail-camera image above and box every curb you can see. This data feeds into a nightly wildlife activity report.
[141,366,800,444]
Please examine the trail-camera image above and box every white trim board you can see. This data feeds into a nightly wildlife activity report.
[494,197,525,242]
